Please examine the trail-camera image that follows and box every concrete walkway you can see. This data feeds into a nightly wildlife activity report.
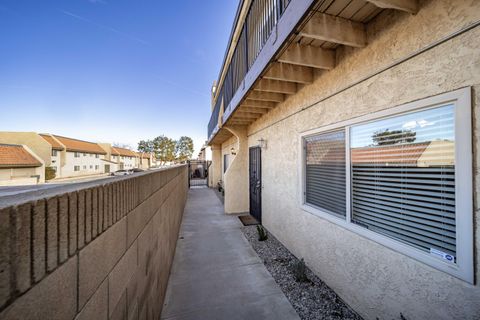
[161,188,299,320]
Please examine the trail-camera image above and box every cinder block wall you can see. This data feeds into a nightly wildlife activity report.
[0,165,188,320]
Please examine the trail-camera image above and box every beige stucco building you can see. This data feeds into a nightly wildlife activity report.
[136,152,153,169]
[206,0,480,319]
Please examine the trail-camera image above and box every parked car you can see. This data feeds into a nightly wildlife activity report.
[130,168,144,173]
[111,170,130,176]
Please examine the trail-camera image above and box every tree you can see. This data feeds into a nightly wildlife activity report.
[137,140,154,153]
[153,135,176,164]
[175,136,194,161]
[372,129,416,146]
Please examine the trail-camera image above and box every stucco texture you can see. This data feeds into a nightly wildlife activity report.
[237,1,480,319]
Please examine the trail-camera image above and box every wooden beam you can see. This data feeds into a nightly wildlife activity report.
[263,62,313,84]
[234,112,261,119]
[230,119,255,125]
[299,12,366,47]
[241,100,277,109]
[254,79,297,95]
[247,91,285,103]
[238,106,268,114]
[278,44,335,69]
[229,120,252,124]
[366,0,418,14]
[229,122,252,126]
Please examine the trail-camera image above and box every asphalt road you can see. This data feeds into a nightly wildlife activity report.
[0,175,116,197]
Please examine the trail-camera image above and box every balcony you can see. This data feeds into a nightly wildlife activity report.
[208,0,295,141]
[207,0,421,145]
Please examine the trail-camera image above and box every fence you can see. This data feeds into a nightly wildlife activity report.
[0,166,188,320]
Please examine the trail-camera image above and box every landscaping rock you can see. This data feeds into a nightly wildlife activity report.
[241,225,363,320]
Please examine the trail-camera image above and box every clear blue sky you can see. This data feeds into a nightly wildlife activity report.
[0,0,237,155]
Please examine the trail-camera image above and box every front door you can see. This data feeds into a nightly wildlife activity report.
[104,165,110,173]
[249,146,262,223]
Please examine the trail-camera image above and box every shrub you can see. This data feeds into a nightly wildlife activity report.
[45,166,56,180]
[256,225,268,241]
[293,258,309,282]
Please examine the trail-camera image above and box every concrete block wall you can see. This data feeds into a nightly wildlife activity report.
[0,165,188,320]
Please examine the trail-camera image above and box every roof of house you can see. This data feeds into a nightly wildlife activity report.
[39,134,64,151]
[112,147,137,157]
[0,144,42,168]
[53,135,106,155]
[351,142,430,165]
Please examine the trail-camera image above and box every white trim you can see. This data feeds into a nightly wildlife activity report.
[299,87,473,283]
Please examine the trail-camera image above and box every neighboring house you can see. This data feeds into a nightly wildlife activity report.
[0,132,53,167]
[39,133,65,176]
[197,144,212,161]
[0,144,45,186]
[0,132,110,179]
[136,152,152,169]
[206,1,480,319]
[111,147,137,170]
[52,135,107,177]
[98,143,120,173]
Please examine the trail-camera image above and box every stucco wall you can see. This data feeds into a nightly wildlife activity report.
[242,1,480,319]
[61,152,107,178]
[0,167,43,186]
[223,126,249,214]
[221,135,237,177]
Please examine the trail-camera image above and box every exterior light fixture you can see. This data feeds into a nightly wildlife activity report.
[258,138,267,149]
[230,147,237,155]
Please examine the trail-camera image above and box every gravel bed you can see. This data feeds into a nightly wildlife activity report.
[241,225,363,320]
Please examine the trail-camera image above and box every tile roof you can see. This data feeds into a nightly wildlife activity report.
[351,142,430,164]
[39,134,64,151]
[53,135,106,155]
[0,144,42,168]
[112,147,137,157]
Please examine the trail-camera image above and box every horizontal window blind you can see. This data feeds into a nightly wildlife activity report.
[350,105,456,260]
[305,130,346,217]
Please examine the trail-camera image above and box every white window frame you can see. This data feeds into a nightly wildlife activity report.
[299,88,473,283]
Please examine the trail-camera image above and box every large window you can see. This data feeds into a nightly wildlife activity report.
[350,105,456,262]
[301,89,472,283]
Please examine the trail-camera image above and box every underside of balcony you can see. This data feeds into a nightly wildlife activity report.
[208,0,418,146]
